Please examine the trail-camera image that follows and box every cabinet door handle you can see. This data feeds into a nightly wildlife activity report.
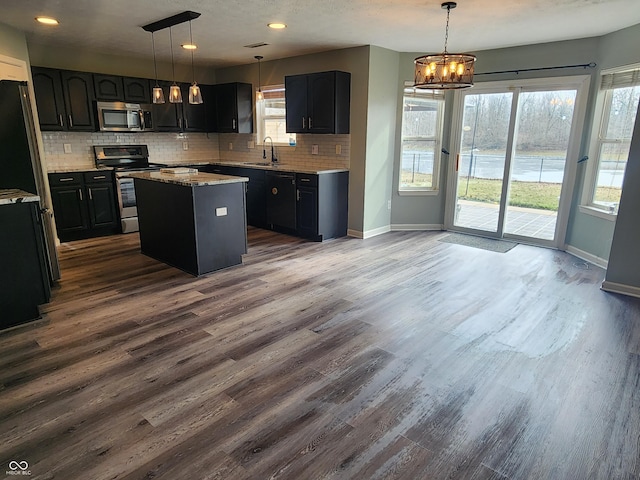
[92,175,106,180]
[297,189,300,201]
[178,118,183,130]
[232,119,236,130]
[302,117,305,129]
[78,188,83,201]
[58,114,64,127]
[308,117,312,129]
[185,118,189,129]
[68,115,73,128]
[58,177,75,182]
[300,178,311,182]
[88,188,93,200]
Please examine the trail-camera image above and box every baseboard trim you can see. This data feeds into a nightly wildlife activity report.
[601,280,640,299]
[564,245,608,269]
[347,225,391,239]
[391,223,444,231]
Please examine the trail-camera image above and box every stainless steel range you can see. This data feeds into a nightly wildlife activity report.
[94,145,165,233]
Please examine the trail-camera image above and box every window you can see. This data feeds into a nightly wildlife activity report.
[399,83,445,192]
[585,66,640,214]
[256,84,295,145]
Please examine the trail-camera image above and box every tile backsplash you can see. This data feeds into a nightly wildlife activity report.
[42,132,221,171]
[42,131,351,172]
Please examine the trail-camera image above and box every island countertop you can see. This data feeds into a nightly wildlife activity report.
[130,170,249,187]
[0,189,40,205]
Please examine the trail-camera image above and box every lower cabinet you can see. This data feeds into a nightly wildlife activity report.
[49,171,120,242]
[197,164,348,241]
[0,201,51,328]
[296,172,349,241]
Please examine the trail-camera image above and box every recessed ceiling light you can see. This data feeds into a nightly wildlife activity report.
[181,43,197,50]
[35,16,59,26]
[267,23,286,30]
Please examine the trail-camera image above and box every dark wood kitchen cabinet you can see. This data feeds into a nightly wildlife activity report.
[152,82,213,132]
[123,77,151,103]
[48,171,119,242]
[93,74,151,103]
[93,74,124,101]
[296,171,349,241]
[31,67,67,131]
[285,70,350,134]
[0,201,51,329]
[32,68,96,131]
[215,82,253,133]
[60,70,96,131]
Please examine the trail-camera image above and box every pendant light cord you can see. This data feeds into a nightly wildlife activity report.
[169,27,176,84]
[189,20,196,84]
[151,32,159,85]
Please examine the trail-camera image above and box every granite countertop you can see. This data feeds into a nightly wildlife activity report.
[130,170,249,187]
[48,167,99,173]
[0,189,40,205]
[212,160,349,175]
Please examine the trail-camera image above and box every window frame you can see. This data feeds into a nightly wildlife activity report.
[256,84,294,146]
[581,63,640,218]
[398,82,445,195]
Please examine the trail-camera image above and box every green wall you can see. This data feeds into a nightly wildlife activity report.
[215,46,371,234]
[0,22,29,62]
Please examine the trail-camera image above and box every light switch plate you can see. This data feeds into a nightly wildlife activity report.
[335,144,342,155]
[312,144,319,155]
[229,143,233,150]
[215,207,228,217]
[63,143,72,154]
[182,142,189,150]
[247,140,255,149]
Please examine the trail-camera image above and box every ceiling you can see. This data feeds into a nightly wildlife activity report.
[3,0,640,69]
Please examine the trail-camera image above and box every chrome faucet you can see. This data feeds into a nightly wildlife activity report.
[263,136,278,164]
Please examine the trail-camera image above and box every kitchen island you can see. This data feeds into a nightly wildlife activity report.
[131,170,248,276]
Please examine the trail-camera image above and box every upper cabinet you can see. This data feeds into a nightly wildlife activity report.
[32,67,95,132]
[60,70,96,131]
[123,77,151,103]
[93,75,151,103]
[31,67,66,131]
[31,66,248,134]
[215,82,253,133]
[285,70,351,134]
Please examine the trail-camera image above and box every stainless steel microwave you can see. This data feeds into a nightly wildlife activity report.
[95,101,154,132]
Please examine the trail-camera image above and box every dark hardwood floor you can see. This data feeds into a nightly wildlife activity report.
[1,228,640,479]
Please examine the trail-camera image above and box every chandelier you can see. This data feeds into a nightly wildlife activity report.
[414,2,476,89]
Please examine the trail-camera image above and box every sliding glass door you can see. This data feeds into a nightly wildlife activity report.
[446,77,589,247]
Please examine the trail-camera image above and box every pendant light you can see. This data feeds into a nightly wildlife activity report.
[168,26,182,103]
[187,19,203,104]
[414,2,476,89]
[150,31,165,104]
[255,55,264,102]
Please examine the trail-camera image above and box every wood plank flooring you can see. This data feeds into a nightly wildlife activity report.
[1,228,640,479]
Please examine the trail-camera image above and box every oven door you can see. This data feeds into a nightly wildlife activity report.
[115,176,139,233]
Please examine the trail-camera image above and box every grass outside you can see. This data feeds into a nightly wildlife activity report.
[402,170,622,211]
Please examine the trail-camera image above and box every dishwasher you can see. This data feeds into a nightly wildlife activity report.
[266,171,296,230]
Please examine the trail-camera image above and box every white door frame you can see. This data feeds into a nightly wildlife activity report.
[444,75,591,248]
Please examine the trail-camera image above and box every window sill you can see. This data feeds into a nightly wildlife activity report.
[578,205,617,222]
[398,189,439,196]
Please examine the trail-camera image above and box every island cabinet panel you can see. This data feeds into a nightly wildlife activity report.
[0,201,51,329]
[134,177,247,276]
